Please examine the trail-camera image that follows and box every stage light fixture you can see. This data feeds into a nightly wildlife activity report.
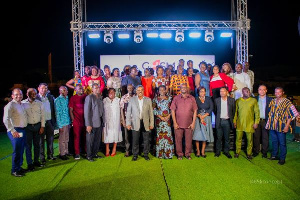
[118,32,130,39]
[220,32,232,37]
[104,31,113,44]
[189,32,201,38]
[175,30,184,42]
[146,32,159,38]
[88,32,100,39]
[204,30,214,42]
[159,32,172,39]
[134,30,143,43]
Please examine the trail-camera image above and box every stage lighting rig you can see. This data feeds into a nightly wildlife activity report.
[134,30,143,43]
[204,30,214,42]
[175,30,184,42]
[104,30,113,44]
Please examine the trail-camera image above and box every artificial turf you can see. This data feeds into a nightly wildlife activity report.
[0,133,299,200]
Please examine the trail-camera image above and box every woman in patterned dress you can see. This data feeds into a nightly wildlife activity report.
[66,70,82,95]
[107,68,122,98]
[152,65,169,96]
[152,85,174,159]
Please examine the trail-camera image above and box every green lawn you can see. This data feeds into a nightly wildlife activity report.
[0,133,299,200]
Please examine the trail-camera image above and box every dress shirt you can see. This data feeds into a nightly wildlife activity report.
[138,97,144,119]
[258,96,266,119]
[39,94,52,121]
[3,99,28,133]
[22,99,45,127]
[220,98,229,119]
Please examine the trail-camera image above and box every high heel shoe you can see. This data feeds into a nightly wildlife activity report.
[111,153,116,157]
[105,151,110,157]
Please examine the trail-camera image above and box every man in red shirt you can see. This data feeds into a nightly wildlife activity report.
[171,83,198,160]
[69,85,87,160]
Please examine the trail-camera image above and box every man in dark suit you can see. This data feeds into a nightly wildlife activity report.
[36,83,56,164]
[253,85,272,158]
[214,87,236,158]
[84,83,105,162]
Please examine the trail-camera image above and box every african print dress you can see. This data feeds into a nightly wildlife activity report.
[153,96,174,159]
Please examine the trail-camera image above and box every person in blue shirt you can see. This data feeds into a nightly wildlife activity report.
[55,86,71,160]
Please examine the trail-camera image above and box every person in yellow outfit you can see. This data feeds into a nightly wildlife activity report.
[233,87,260,159]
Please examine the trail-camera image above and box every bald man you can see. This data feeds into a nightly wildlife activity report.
[55,86,71,160]
[3,88,28,177]
[22,88,45,170]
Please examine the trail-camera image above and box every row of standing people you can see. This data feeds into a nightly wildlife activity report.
[65,61,254,101]
[3,79,299,177]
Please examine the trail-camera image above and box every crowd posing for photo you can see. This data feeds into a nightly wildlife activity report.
[3,59,299,177]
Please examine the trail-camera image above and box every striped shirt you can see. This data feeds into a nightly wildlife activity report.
[266,98,299,132]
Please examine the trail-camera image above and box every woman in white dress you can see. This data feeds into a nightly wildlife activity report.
[103,88,123,157]
[106,68,122,98]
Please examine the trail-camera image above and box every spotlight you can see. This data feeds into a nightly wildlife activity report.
[88,32,100,39]
[146,32,159,38]
[204,30,214,42]
[189,32,201,38]
[159,32,172,39]
[118,32,130,39]
[134,30,143,43]
[220,32,232,37]
[104,31,113,44]
[175,30,184,42]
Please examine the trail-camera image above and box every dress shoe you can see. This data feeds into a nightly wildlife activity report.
[252,152,259,157]
[144,156,150,161]
[19,167,28,174]
[47,156,57,160]
[247,155,253,160]
[278,160,285,165]
[11,171,24,177]
[34,162,45,167]
[234,153,239,158]
[132,156,138,161]
[59,155,68,160]
[201,154,207,158]
[223,152,232,159]
[87,157,94,162]
[93,154,103,159]
[27,164,35,172]
[214,153,220,157]
[269,156,279,160]
[262,154,268,158]
[66,153,73,157]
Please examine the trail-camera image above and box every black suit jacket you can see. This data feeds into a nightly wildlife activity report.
[255,95,272,122]
[214,97,236,129]
[36,93,56,126]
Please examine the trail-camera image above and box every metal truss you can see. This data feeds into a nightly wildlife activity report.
[71,0,250,73]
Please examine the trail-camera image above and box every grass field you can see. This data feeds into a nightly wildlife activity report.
[0,132,299,200]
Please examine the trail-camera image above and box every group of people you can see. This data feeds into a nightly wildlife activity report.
[3,59,299,177]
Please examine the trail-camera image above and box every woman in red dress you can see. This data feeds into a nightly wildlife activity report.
[187,68,195,96]
[141,68,154,99]
[86,66,105,95]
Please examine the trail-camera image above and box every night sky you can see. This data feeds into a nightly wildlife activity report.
[3,0,300,96]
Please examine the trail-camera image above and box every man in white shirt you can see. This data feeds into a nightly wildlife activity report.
[233,63,251,100]
[214,87,236,158]
[36,83,56,163]
[3,88,28,177]
[243,62,254,92]
[126,85,154,161]
[22,88,45,170]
